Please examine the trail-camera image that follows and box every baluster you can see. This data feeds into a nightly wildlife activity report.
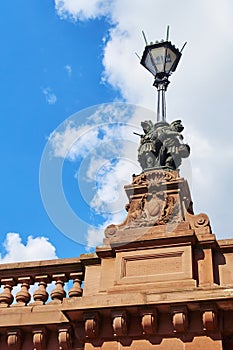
[32,275,50,305]
[0,278,15,307]
[50,274,67,303]
[15,277,32,306]
[68,273,83,298]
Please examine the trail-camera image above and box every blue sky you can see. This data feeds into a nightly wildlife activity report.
[1,0,233,262]
[0,1,117,260]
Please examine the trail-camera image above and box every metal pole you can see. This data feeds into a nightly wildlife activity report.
[156,82,166,122]
[162,86,166,122]
[157,86,161,122]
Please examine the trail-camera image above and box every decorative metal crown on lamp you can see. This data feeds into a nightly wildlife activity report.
[140,27,186,122]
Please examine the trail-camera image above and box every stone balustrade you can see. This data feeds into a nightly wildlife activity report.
[0,257,84,307]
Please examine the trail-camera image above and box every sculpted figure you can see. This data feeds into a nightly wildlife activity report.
[137,119,190,171]
[156,120,190,169]
[137,120,160,169]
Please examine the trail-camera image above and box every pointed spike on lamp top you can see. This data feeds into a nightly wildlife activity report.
[180,42,187,53]
[142,30,148,45]
[166,25,170,41]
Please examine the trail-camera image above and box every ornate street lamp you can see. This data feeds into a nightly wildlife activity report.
[140,27,186,122]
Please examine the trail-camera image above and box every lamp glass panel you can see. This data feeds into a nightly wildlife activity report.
[150,46,178,74]
[144,53,157,75]
[150,46,166,73]
[164,47,178,73]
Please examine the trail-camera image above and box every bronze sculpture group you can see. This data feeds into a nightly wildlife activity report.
[137,119,190,171]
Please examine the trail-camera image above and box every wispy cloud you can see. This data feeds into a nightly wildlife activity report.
[53,0,233,240]
[64,64,72,77]
[86,210,128,250]
[48,105,141,223]
[40,103,144,247]
[42,87,57,105]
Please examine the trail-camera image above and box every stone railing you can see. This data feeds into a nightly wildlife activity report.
[0,257,85,307]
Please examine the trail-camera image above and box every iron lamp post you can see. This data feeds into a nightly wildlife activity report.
[140,34,183,122]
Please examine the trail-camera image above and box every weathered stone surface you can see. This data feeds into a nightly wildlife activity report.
[0,172,232,349]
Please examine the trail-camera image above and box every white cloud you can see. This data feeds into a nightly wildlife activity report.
[49,104,143,162]
[53,0,233,240]
[55,0,112,21]
[90,158,139,215]
[49,122,96,160]
[64,64,72,76]
[0,233,57,263]
[86,226,105,250]
[86,210,127,250]
[42,87,57,105]
[49,113,140,210]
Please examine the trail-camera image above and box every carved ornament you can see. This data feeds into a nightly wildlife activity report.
[132,169,178,186]
[58,326,72,350]
[111,310,128,337]
[84,312,100,338]
[105,191,180,237]
[185,212,211,234]
[7,330,22,350]
[171,306,188,333]
[202,310,217,331]
[140,309,158,335]
[32,328,47,350]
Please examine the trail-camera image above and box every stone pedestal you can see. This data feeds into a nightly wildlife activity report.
[81,169,223,349]
[0,170,232,349]
[104,169,193,243]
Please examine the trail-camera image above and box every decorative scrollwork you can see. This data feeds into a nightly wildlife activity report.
[132,169,178,186]
[105,191,180,237]
[193,214,209,228]
[185,212,212,234]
